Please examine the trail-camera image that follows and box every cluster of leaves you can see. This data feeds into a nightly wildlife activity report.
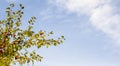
[0,4,65,66]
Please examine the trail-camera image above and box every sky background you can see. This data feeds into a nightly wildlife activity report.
[0,0,120,66]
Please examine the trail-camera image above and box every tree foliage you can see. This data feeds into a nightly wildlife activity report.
[0,3,64,66]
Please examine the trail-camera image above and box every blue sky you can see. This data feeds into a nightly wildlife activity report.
[0,0,120,66]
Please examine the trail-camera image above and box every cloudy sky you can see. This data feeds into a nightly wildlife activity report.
[0,0,120,66]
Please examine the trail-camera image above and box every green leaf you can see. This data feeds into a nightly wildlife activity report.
[10,3,14,7]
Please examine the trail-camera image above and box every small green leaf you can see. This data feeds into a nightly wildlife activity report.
[10,3,14,7]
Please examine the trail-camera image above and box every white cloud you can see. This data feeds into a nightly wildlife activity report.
[90,4,120,45]
[50,0,120,45]
[50,0,111,14]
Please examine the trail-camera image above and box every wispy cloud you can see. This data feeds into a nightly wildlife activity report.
[50,0,120,45]
[90,4,120,45]
[50,0,111,14]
